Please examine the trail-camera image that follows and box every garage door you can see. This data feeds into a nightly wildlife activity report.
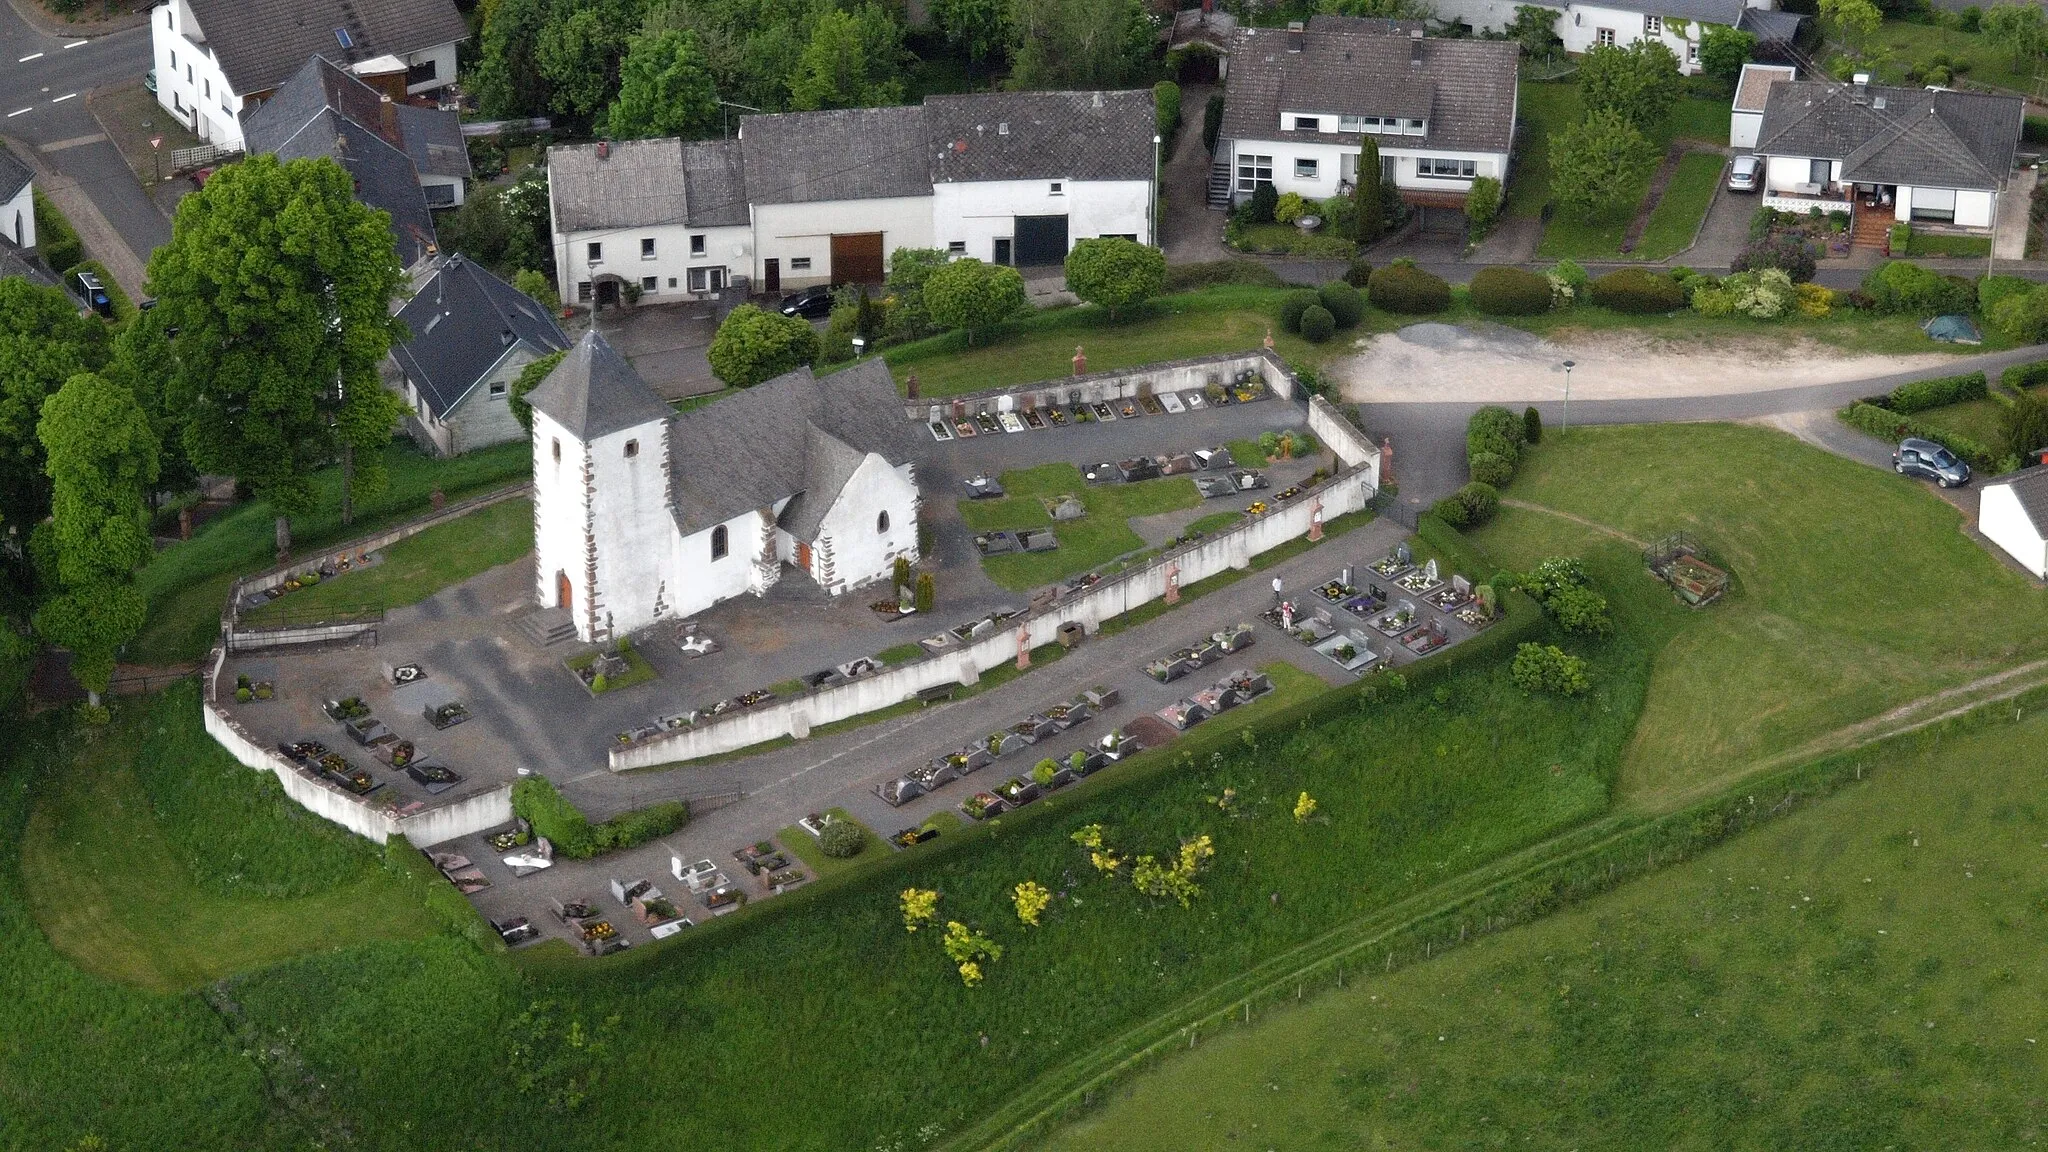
[1014,214,1070,268]
[829,232,885,285]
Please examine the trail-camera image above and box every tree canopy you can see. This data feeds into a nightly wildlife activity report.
[1982,2,2048,69]
[1009,0,1153,90]
[929,0,1010,66]
[0,277,108,537]
[788,4,905,111]
[708,304,821,387]
[1063,237,1165,319]
[1699,26,1756,85]
[1578,40,1682,136]
[607,28,720,139]
[925,258,1026,344]
[1549,108,1658,222]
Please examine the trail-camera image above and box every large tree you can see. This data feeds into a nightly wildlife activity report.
[1549,108,1658,222]
[1063,237,1165,320]
[0,278,108,539]
[534,5,630,122]
[606,28,720,139]
[147,154,408,558]
[1819,0,1881,52]
[708,304,820,388]
[788,4,905,111]
[473,0,553,118]
[1010,0,1152,90]
[925,258,1026,345]
[1698,26,1756,86]
[1982,2,2048,69]
[104,306,198,507]
[1578,40,1682,136]
[928,0,1010,70]
[33,372,157,705]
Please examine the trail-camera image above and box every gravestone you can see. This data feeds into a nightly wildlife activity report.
[997,394,1015,414]
[1049,496,1085,521]
[1452,575,1471,596]
[1396,542,1412,565]
[1423,559,1439,583]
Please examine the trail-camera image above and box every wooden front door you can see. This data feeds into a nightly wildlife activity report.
[829,232,885,284]
[557,571,572,609]
[764,258,780,294]
[795,541,812,574]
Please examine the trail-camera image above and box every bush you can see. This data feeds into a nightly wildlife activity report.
[1316,280,1364,327]
[1862,260,1975,316]
[1468,450,1513,487]
[1247,183,1278,225]
[1366,263,1452,314]
[1465,176,1502,238]
[1588,268,1684,314]
[1511,643,1591,696]
[1319,194,1358,238]
[34,189,83,273]
[1343,259,1373,288]
[1469,266,1553,316]
[1163,260,1286,292]
[1278,289,1320,333]
[2003,360,2048,391]
[588,801,690,855]
[1516,556,1612,635]
[1274,192,1309,225]
[1466,405,1525,464]
[1523,405,1543,444]
[1429,495,1472,527]
[2026,113,2048,146]
[1297,304,1335,343]
[819,820,866,858]
[511,776,687,859]
[1886,371,1987,414]
[1793,282,1833,318]
[1153,80,1181,142]
[1732,233,1818,283]
[1454,481,1500,526]
[1979,274,2034,316]
[1998,391,2048,460]
[1546,259,1588,308]
[1691,268,1794,319]
[1991,285,2048,344]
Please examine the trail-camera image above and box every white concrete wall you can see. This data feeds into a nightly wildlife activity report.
[1231,137,1508,202]
[669,508,770,620]
[395,42,459,97]
[1560,3,1708,73]
[1764,154,1842,192]
[919,350,1299,418]
[582,420,675,641]
[153,0,245,149]
[532,408,590,627]
[551,216,752,306]
[1979,484,2047,577]
[1,179,30,250]
[1731,111,1763,151]
[753,197,933,289]
[805,456,919,594]
[931,178,1154,262]
[1896,187,1994,229]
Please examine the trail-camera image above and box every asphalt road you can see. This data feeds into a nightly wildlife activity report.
[0,5,166,263]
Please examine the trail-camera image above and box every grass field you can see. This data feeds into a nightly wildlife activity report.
[1912,391,2019,454]
[1901,231,1993,258]
[238,497,532,627]
[957,463,1202,591]
[1040,691,2048,1151]
[1867,17,2036,93]
[1467,423,2048,812]
[1635,150,1726,258]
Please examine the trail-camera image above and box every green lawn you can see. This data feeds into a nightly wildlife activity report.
[885,286,1334,398]
[777,808,882,881]
[130,439,530,665]
[1634,150,1726,259]
[238,497,532,627]
[1182,510,1241,537]
[1866,17,2038,93]
[1912,393,2017,454]
[1902,231,1993,258]
[1040,691,2048,1151]
[956,463,1203,591]
[1512,80,1732,225]
[1467,422,2048,813]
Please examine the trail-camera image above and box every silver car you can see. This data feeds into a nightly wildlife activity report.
[1728,154,1760,192]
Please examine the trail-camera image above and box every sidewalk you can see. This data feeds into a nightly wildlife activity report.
[0,129,146,298]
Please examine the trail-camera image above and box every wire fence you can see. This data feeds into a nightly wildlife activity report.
[233,603,387,632]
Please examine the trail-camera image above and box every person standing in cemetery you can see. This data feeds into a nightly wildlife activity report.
[1272,576,1284,605]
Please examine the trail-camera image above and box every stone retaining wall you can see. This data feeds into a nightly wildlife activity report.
[902,349,1296,423]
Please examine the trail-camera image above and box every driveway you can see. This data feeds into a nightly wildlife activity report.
[1683,175,1752,272]
[590,302,722,399]
[1160,82,1229,265]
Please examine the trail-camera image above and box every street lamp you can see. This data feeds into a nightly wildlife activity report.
[1152,134,1163,247]
[851,336,867,360]
[1561,360,1574,437]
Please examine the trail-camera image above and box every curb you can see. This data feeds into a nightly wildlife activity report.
[2,0,147,39]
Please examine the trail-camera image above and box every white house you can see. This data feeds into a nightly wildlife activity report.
[1216,20,1519,212]
[1429,0,1802,75]
[388,254,570,458]
[527,331,923,643]
[1731,63,1795,150]
[152,0,466,152]
[1979,468,2048,579]
[0,145,32,252]
[547,90,1157,302]
[1751,77,2022,233]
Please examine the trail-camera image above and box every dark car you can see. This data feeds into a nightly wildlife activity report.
[1893,437,1971,488]
[780,285,835,320]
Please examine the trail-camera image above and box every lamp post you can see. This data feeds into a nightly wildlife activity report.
[1561,360,1574,437]
[1152,133,1163,247]
[851,336,867,360]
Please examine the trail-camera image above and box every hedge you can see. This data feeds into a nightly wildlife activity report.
[1163,260,1286,292]
[1840,402,1996,470]
[33,189,83,274]
[1153,81,1181,144]
[1366,263,1452,314]
[1468,266,1553,316]
[1979,275,2034,317]
[1468,450,1513,487]
[1279,288,1320,333]
[1883,370,1986,414]
[1587,268,1684,314]
[1861,260,1976,316]
[1415,512,1499,582]
[1298,304,1335,343]
[510,776,689,859]
[2002,360,2048,392]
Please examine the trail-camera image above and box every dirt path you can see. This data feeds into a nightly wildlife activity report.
[1499,498,1651,547]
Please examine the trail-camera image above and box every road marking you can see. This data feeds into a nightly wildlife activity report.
[62,39,88,49]
[39,132,106,153]
[50,93,76,103]
[18,52,42,62]
[5,108,30,118]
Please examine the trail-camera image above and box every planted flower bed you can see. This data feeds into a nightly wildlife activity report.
[324,697,371,722]
[995,777,1042,807]
[425,701,470,729]
[962,791,1006,821]
[1369,551,1413,579]
[405,763,463,794]
[1371,604,1418,637]
[1401,619,1450,655]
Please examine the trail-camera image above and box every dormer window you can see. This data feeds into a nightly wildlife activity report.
[1339,115,1364,133]
[1293,115,1321,132]
[1404,119,1426,136]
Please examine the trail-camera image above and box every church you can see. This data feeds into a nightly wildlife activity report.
[526,332,923,643]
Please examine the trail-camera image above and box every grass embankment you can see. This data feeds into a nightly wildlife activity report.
[238,497,533,627]
[1041,689,2048,1151]
[129,439,530,664]
[957,463,1202,591]
[1511,79,1732,228]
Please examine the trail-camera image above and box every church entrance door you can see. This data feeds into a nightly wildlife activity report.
[794,541,812,574]
[557,571,572,609]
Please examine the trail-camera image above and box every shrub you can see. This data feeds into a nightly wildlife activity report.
[1733,233,1819,283]
[1588,268,1684,314]
[1979,274,2034,316]
[819,820,866,858]
[1203,93,1225,154]
[1430,495,1472,527]
[708,303,820,387]
[1511,643,1591,696]
[915,571,935,614]
[1524,405,1543,444]
[1279,289,1320,333]
[1886,371,1987,414]
[1468,450,1513,487]
[1064,236,1166,319]
[1343,259,1373,288]
[2026,113,2048,145]
[1465,176,1502,238]
[2003,360,2048,391]
[1274,192,1309,225]
[1998,391,2048,460]
[1793,282,1833,319]
[511,776,592,855]
[1466,405,1525,463]
[1862,260,1975,316]
[1455,481,1500,526]
[1319,194,1358,238]
[1469,266,1553,316]
[1153,80,1181,142]
[1247,183,1278,224]
[1545,583,1613,635]
[1691,268,1794,319]
[588,801,690,855]
[1297,304,1336,343]
[1366,263,1452,314]
[1991,285,2048,344]
[1316,281,1364,327]
[1546,259,1588,308]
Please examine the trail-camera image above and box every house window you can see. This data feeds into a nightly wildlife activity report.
[1405,119,1426,136]
[1294,115,1321,132]
[641,238,656,258]
[948,240,967,254]
[186,64,193,82]
[586,241,602,262]
[641,275,657,292]
[1339,115,1364,133]
[1235,153,1274,192]
[170,49,176,70]
[1050,181,1063,195]
[625,439,639,458]
[1295,158,1320,179]
[203,78,210,98]
[577,281,592,301]
[687,266,727,292]
[1644,14,1661,35]
[489,381,508,397]
[690,234,705,256]
[1687,41,1699,64]
[1596,27,1615,45]
[1418,158,1478,178]
[789,257,813,270]
[552,438,561,462]
[877,510,890,534]
[668,277,678,288]
[1102,233,1138,241]
[710,524,728,560]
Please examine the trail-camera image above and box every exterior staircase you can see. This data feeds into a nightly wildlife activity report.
[1207,160,1232,210]
[516,607,577,648]
[1851,204,1894,253]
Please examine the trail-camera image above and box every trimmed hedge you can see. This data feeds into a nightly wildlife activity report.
[1861,260,1976,316]
[1468,266,1553,316]
[2002,360,2048,391]
[510,776,689,859]
[1414,513,1497,582]
[1467,450,1513,487]
[1587,268,1684,314]
[1840,402,1996,470]
[1884,370,1986,414]
[1163,260,1286,292]
[1366,263,1452,314]
[1431,482,1500,527]
[1153,81,1181,143]
[1279,289,1320,333]
[1298,304,1335,343]
[1316,280,1364,327]
[62,259,135,323]
[34,189,83,274]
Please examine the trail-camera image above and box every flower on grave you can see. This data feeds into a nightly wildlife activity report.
[900,888,940,934]
[1294,791,1319,824]
[1012,881,1051,928]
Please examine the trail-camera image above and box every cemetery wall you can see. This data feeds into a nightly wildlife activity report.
[235,482,531,600]
[609,464,1378,770]
[902,349,1295,422]
[228,620,379,652]
[1307,396,1381,486]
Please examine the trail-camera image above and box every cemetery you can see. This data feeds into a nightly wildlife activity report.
[1261,548,1500,678]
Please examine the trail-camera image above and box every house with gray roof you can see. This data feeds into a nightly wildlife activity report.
[152,0,465,152]
[1429,0,1799,75]
[1751,76,2022,235]
[387,254,569,457]
[0,144,32,253]
[527,330,920,642]
[1216,21,1518,211]
[547,89,1156,305]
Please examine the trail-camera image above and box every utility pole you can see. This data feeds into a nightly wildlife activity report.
[1561,359,1574,437]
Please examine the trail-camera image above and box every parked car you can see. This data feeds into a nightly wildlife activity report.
[143,69,156,93]
[1727,155,1760,193]
[780,285,834,320]
[1893,437,1971,488]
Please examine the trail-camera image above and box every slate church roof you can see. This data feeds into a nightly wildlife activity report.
[183,0,467,97]
[525,330,676,441]
[1755,80,2022,190]
[391,255,569,419]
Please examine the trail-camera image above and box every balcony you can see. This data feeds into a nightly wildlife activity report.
[1761,184,1852,216]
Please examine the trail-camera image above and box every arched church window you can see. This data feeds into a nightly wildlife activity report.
[710,524,728,560]
[877,510,890,534]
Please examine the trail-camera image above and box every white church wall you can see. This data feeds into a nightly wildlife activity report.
[584,419,675,640]
[806,456,920,595]
[670,507,771,619]
[531,409,588,622]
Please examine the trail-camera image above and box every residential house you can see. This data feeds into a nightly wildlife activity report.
[1215,20,1518,212]
[0,145,31,252]
[389,254,570,457]
[1430,0,1802,74]
[1979,468,2048,579]
[1751,76,2022,235]
[547,89,1156,303]
[1731,62,1796,150]
[242,57,471,265]
[152,0,466,152]
[527,331,923,642]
